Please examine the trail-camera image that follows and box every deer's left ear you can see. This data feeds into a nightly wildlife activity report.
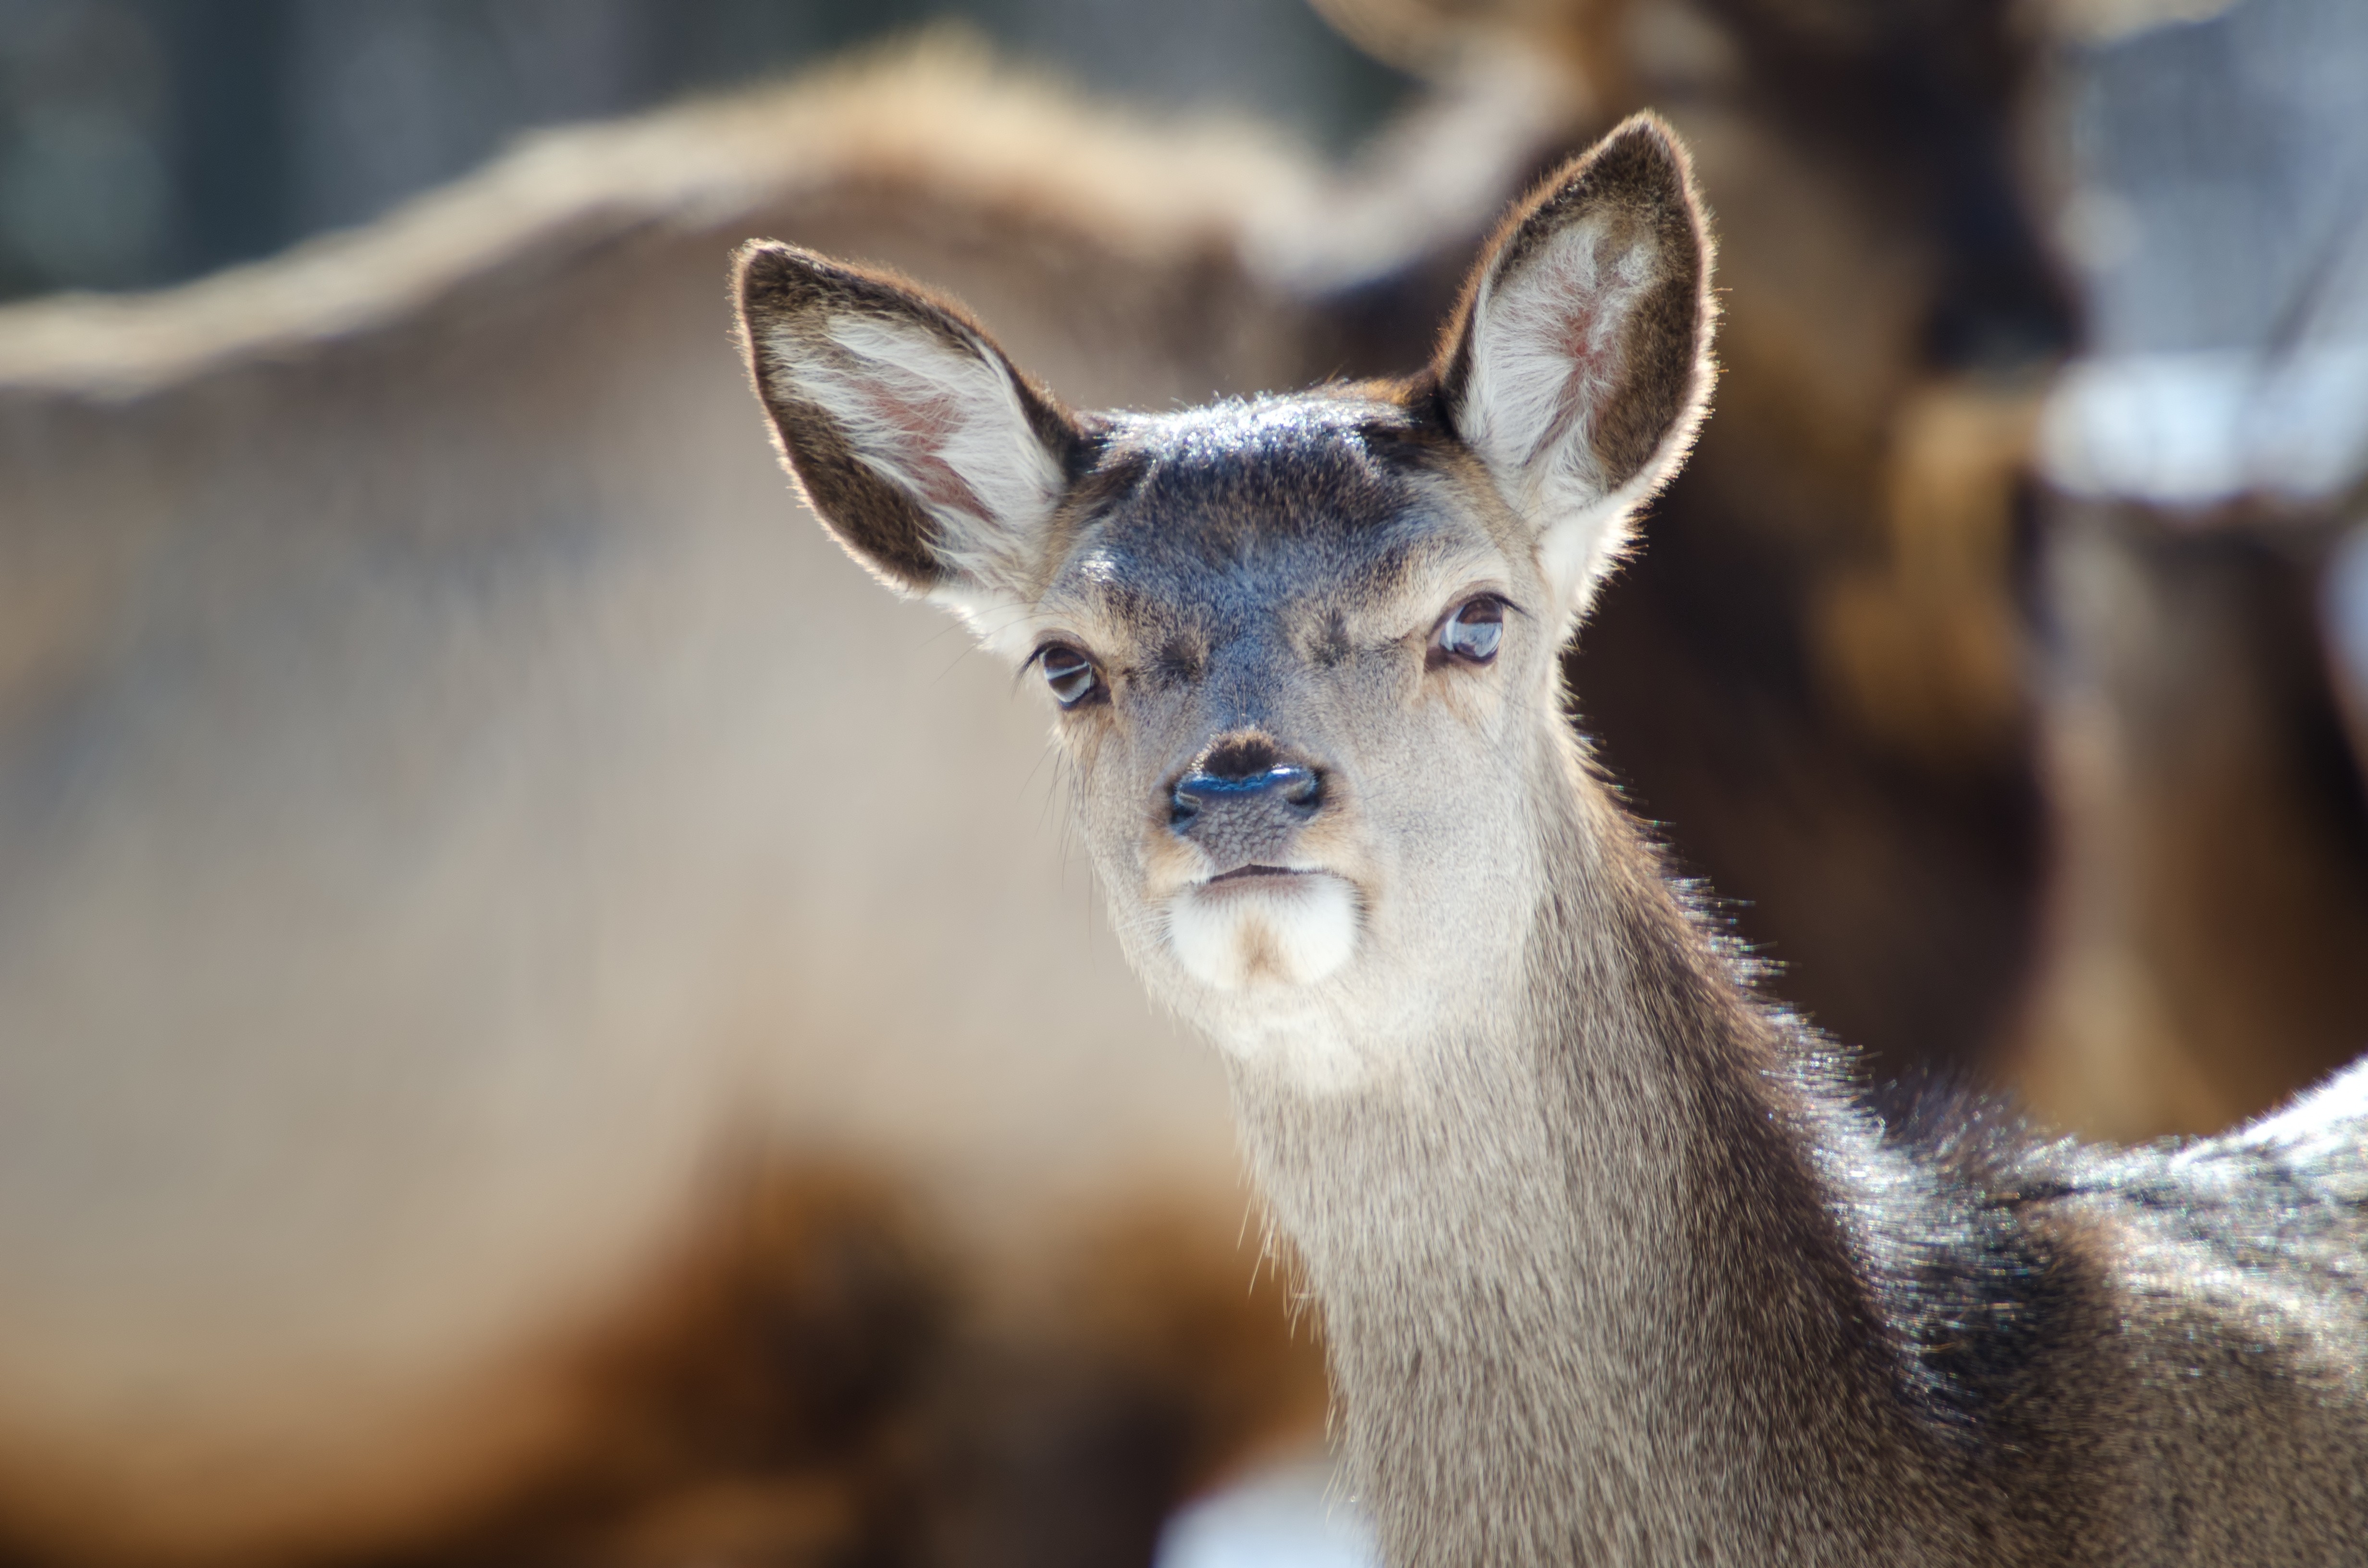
[1437,113,1716,613]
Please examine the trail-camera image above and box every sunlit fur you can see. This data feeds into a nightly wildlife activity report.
[1166,872,1361,994]
[745,114,2368,1568]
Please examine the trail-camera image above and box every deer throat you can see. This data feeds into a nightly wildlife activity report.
[1215,792,1931,1565]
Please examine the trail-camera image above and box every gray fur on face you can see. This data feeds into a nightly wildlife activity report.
[742,113,2368,1566]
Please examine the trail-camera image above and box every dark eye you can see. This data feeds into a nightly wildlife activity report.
[1037,644,1104,708]
[1431,596,1505,667]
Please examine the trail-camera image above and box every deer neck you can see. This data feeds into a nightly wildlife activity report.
[1221,735,1936,1567]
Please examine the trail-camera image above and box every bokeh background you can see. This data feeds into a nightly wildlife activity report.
[0,0,1406,300]
[2,0,2364,1564]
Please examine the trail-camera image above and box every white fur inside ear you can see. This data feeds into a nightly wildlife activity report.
[1167,875,1359,992]
[767,313,1063,588]
[1458,216,1661,602]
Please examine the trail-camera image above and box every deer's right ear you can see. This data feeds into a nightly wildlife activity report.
[736,242,1082,651]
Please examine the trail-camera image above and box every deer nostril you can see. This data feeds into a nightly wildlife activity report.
[1170,764,1323,830]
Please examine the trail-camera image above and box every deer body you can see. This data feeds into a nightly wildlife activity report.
[1236,744,2368,1564]
[742,115,2368,1566]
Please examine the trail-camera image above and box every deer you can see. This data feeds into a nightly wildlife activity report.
[739,113,2368,1567]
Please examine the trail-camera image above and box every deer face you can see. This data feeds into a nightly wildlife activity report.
[1001,397,1557,1046]
[739,116,1714,1086]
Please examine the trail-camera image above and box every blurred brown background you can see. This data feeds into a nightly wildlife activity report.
[2,0,2364,1563]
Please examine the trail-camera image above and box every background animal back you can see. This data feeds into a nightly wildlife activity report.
[0,47,1396,1563]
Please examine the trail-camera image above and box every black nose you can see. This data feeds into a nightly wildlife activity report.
[1171,762,1323,827]
[1170,733,1327,830]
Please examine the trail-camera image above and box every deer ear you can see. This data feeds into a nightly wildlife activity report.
[1436,113,1715,612]
[737,242,1082,651]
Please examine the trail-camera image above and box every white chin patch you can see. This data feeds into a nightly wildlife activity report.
[1166,874,1359,992]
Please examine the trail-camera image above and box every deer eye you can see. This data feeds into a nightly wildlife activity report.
[1431,596,1505,667]
[1037,644,1104,708]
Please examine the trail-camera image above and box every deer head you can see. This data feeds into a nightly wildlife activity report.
[738,115,1714,1092]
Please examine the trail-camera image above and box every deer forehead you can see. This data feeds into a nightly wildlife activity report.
[1034,398,1526,658]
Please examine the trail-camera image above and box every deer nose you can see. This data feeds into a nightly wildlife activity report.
[1170,763,1324,828]
[1168,731,1329,846]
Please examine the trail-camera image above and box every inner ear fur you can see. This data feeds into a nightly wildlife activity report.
[1435,111,1716,521]
[736,241,1085,600]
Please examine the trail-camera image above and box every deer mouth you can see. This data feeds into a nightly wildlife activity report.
[1168,866,1359,991]
[1205,864,1310,886]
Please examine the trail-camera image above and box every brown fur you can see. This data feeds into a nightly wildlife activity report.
[2011,501,2368,1139]
[377,1167,1323,1568]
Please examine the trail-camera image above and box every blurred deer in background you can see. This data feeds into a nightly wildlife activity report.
[2010,496,2368,1141]
[2004,0,2368,1141]
[0,43,1462,1566]
[1312,0,2070,1094]
[742,113,2368,1568]
[1316,0,2368,1142]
